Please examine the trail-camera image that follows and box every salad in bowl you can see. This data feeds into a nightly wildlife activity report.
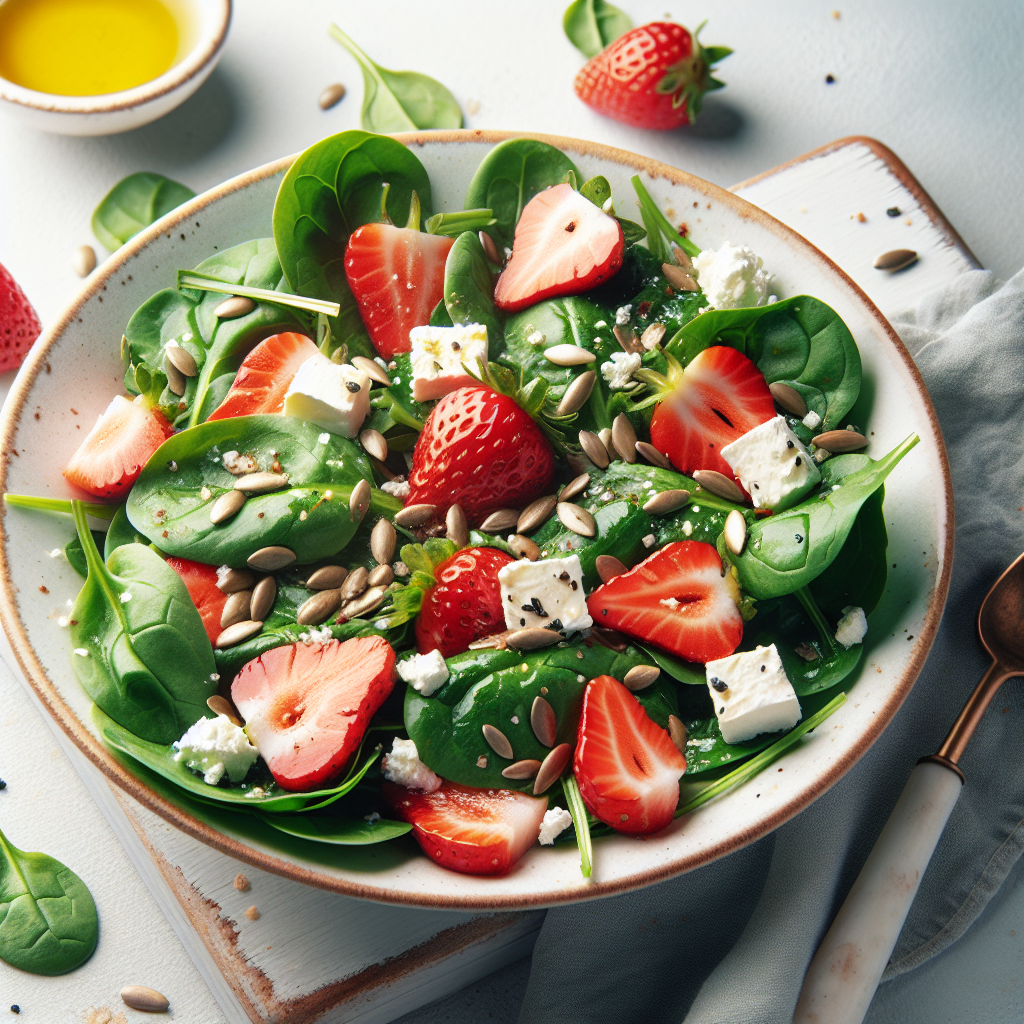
[1,131,940,895]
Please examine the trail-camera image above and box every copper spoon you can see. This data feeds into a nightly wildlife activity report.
[794,551,1024,1024]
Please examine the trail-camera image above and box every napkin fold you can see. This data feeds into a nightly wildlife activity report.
[517,269,1024,1024]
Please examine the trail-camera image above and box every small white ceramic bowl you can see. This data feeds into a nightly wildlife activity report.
[0,0,231,136]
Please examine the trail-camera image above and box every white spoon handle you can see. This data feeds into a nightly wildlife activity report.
[793,760,963,1024]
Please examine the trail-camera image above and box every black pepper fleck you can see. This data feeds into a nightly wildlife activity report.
[795,534,803,542]
[346,381,361,393]
[887,207,902,217]
[787,439,795,449]
[0,779,6,790]
[795,456,802,466]
[825,74,835,83]
[761,665,766,672]
[570,580,578,590]
[710,676,728,692]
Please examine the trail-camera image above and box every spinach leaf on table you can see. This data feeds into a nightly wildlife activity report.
[68,501,216,744]
[0,826,98,976]
[444,232,503,350]
[563,0,632,58]
[92,171,195,251]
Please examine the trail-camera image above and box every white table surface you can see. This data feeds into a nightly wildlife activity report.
[0,2,1021,1021]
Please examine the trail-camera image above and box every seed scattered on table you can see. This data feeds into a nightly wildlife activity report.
[72,244,96,277]
[120,986,170,1013]
[234,873,250,891]
[318,82,346,109]
[245,905,260,921]
[873,248,918,272]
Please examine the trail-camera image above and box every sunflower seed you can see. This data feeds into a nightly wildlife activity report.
[307,565,348,591]
[556,370,596,416]
[813,429,867,453]
[121,986,170,1013]
[640,323,667,350]
[216,566,256,593]
[214,296,256,319]
[558,472,591,502]
[724,509,748,555]
[446,503,469,546]
[517,495,557,534]
[509,534,540,560]
[340,566,369,601]
[544,344,596,366]
[468,630,513,650]
[635,440,671,469]
[349,478,371,519]
[340,585,387,619]
[207,695,243,727]
[769,381,807,417]
[164,356,187,396]
[394,503,436,528]
[247,545,295,571]
[507,627,562,651]
[234,471,288,494]
[72,244,97,278]
[367,563,393,587]
[533,743,571,795]
[479,231,503,264]
[482,723,514,759]
[297,589,342,625]
[502,759,541,780]
[215,620,263,648]
[611,413,637,462]
[598,427,614,453]
[595,554,627,583]
[668,714,688,753]
[318,82,346,109]
[351,355,392,385]
[693,470,746,503]
[370,517,397,564]
[642,488,691,515]
[623,664,661,691]
[479,508,520,533]
[530,695,557,747]
[613,323,643,354]
[661,262,699,291]
[873,248,918,272]
[360,428,388,463]
[165,342,198,378]
[578,430,610,469]
[557,501,596,537]
[210,489,246,524]
[249,575,277,621]
[671,246,694,271]
[221,590,252,628]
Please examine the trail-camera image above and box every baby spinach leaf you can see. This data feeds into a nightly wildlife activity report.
[127,415,387,569]
[378,355,430,430]
[444,232,502,350]
[0,826,98,976]
[563,0,632,58]
[64,529,106,579]
[578,175,646,244]
[260,812,411,846]
[682,715,778,774]
[635,642,707,686]
[464,139,581,251]
[103,505,151,561]
[92,171,195,251]
[328,25,462,132]
[69,501,216,744]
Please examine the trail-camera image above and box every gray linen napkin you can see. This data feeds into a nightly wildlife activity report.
[517,269,1024,1024]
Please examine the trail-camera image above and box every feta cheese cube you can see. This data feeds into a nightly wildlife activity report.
[498,554,593,633]
[692,241,772,309]
[173,714,259,786]
[409,323,488,401]
[538,807,573,845]
[721,415,820,511]
[283,354,370,437]
[835,606,868,648]
[705,644,801,744]
[398,649,449,696]
[382,738,442,793]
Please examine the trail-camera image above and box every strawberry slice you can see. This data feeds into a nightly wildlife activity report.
[165,558,226,646]
[63,395,174,500]
[207,332,318,421]
[494,184,624,313]
[649,346,775,479]
[1,260,42,373]
[574,675,685,835]
[344,225,454,360]
[383,781,548,876]
[231,636,395,792]
[586,541,743,663]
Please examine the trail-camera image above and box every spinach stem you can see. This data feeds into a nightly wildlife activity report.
[4,494,118,521]
[424,209,497,237]
[630,175,701,259]
[562,773,593,879]
[795,586,838,654]
[176,271,341,318]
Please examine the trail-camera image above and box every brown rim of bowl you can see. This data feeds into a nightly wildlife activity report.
[0,129,954,910]
[0,0,231,115]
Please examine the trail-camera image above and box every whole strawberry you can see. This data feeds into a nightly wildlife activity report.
[574,21,731,130]
[0,261,42,373]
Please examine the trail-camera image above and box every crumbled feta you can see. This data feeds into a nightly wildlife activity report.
[705,645,801,744]
[222,450,258,475]
[173,714,258,786]
[119,591,132,603]
[73,647,89,657]
[48,547,64,559]
[835,606,868,648]
[398,649,449,696]
[538,807,574,845]
[318,432,331,444]
[298,625,333,645]
[283,354,370,437]
[681,521,693,536]
[601,351,642,389]
[643,534,656,548]
[721,415,820,511]
[594,320,608,328]
[393,560,410,577]
[615,304,632,325]
[526,330,546,346]
[692,242,772,309]
[380,479,411,498]
[498,554,592,632]
[802,409,822,430]
[382,738,442,793]
[409,323,488,401]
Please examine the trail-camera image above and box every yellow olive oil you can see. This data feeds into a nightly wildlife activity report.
[0,0,180,96]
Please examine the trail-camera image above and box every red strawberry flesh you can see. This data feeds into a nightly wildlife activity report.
[165,558,226,646]
[0,261,42,374]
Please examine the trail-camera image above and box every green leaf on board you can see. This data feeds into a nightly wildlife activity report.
[92,171,195,251]
[563,0,632,58]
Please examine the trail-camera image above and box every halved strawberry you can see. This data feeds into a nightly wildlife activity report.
[231,636,395,792]
[586,541,743,663]
[649,346,775,480]
[165,558,226,646]
[574,675,685,835]
[1,260,42,373]
[383,781,548,876]
[345,225,454,360]
[63,395,174,500]
[207,332,318,421]
[494,183,624,312]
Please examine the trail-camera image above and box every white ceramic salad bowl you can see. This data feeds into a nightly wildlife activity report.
[0,131,952,909]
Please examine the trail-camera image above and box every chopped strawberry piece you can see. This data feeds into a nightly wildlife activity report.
[0,260,42,374]
[574,675,685,835]
[165,558,226,646]
[383,781,548,876]
[63,395,174,500]
[344,224,454,360]
[231,636,395,792]
[649,346,775,480]
[494,184,624,312]
[207,332,318,421]
[586,541,743,663]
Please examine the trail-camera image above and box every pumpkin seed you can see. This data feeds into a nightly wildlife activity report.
[533,743,571,795]
[446,503,469,547]
[668,714,688,753]
[479,231,503,264]
[318,82,346,109]
[216,566,255,593]
[359,428,388,463]
[121,986,170,1013]
[723,509,747,555]
[306,565,348,591]
[370,517,397,564]
[813,429,867,453]
[640,323,667,349]
[234,471,288,494]
[214,295,256,319]
[479,508,520,533]
[556,370,596,416]
[635,440,671,469]
[349,478,371,519]
[297,589,342,625]
[642,488,690,515]
[210,489,246,524]
[164,355,187,396]
[517,495,557,535]
[613,323,643,354]
[544,344,596,366]
[394,503,436,528]
[215,620,263,649]
[873,248,918,272]
[507,627,562,651]
[220,590,252,629]
[482,723,514,759]
[611,413,637,462]
[661,262,699,291]
[557,501,596,537]
[595,554,627,583]
[530,695,557,747]
[207,695,242,726]
[623,664,661,691]
[367,563,394,587]
[501,759,541,780]
[340,566,369,601]
[769,381,807,417]
[509,534,540,561]
[247,545,295,571]
[351,355,391,385]
[249,575,277,621]
[693,470,746,503]
[579,430,610,469]
[340,585,387,620]
[558,472,590,503]
[72,244,96,278]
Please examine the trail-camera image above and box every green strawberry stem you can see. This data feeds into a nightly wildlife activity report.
[405,190,421,231]
[562,773,593,879]
[176,271,341,317]
[425,209,497,237]
[795,585,839,655]
[4,494,119,521]
[631,175,701,260]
